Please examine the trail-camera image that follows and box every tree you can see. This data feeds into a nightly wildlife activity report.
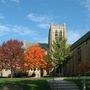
[44,53,53,74]
[23,45,47,70]
[49,37,71,76]
[0,46,6,76]
[0,46,3,70]
[2,40,24,78]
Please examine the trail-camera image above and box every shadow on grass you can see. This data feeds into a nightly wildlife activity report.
[0,79,51,90]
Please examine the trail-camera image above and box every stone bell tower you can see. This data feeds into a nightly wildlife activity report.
[48,23,67,49]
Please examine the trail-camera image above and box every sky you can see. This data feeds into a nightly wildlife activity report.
[0,0,90,44]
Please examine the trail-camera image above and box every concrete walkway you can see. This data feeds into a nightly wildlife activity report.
[48,78,79,90]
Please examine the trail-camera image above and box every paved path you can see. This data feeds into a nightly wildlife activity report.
[48,78,79,90]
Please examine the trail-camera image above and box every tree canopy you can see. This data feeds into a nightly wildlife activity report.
[50,36,71,66]
[49,37,71,75]
[0,40,24,77]
[23,45,47,70]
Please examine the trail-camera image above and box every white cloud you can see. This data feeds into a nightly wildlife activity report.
[1,0,20,5]
[0,24,10,34]
[0,24,85,44]
[82,0,90,16]
[0,24,32,36]
[10,0,20,3]
[1,0,6,3]
[27,13,52,23]
[67,30,81,44]
[0,23,48,43]
[84,0,90,10]
[27,13,53,29]
[37,23,49,29]
[0,15,5,19]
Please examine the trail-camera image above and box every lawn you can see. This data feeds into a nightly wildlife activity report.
[64,76,90,90]
[0,78,51,90]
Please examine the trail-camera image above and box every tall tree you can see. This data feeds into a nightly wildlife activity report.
[2,40,24,78]
[49,37,71,76]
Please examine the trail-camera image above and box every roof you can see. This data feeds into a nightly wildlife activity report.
[71,31,90,50]
[23,41,48,50]
[38,43,48,50]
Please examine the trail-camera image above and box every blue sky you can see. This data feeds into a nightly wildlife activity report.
[0,0,90,44]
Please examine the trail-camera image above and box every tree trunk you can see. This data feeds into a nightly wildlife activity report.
[58,65,62,76]
[0,70,3,77]
[61,67,63,76]
[58,64,63,76]
[58,66,61,76]
[10,69,13,78]
[47,69,49,75]
[40,68,43,77]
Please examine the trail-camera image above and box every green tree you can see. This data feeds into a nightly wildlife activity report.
[44,53,53,75]
[49,37,71,76]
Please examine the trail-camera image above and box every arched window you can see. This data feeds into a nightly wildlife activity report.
[55,30,58,39]
[59,30,62,39]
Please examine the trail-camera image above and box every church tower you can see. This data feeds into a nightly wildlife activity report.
[48,23,67,49]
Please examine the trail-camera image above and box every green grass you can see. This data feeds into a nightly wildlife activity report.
[0,78,51,90]
[64,76,90,90]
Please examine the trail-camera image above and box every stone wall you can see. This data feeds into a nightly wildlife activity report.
[64,32,90,76]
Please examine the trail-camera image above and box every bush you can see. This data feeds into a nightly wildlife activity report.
[86,71,90,76]
[14,71,28,77]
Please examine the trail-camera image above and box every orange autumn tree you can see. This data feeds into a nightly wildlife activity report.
[23,45,47,70]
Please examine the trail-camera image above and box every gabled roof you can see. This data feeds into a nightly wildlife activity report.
[71,31,90,50]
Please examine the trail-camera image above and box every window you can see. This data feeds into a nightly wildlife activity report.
[59,30,62,39]
[55,30,58,38]
[77,47,81,63]
[86,39,88,45]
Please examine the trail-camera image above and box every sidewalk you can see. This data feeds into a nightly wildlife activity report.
[48,78,79,90]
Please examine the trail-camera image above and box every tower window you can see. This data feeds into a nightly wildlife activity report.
[59,30,62,39]
[55,30,58,38]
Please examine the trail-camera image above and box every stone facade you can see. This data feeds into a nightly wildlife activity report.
[48,24,67,49]
[64,31,90,76]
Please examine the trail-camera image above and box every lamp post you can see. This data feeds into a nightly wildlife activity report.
[83,78,86,90]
